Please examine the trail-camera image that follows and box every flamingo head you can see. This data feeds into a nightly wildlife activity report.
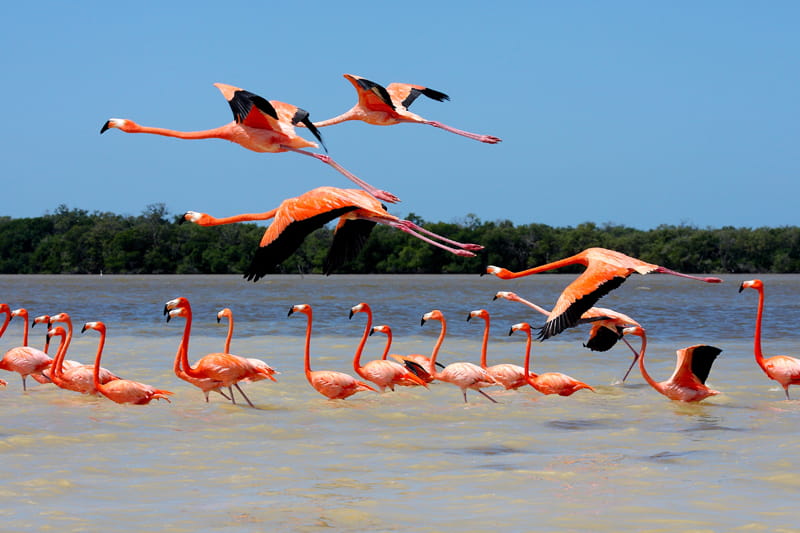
[493,291,517,302]
[370,325,391,337]
[46,326,66,343]
[421,309,444,326]
[509,322,531,336]
[217,308,232,324]
[349,302,370,320]
[164,297,190,316]
[32,315,51,328]
[738,279,762,293]
[100,118,133,134]
[467,309,488,322]
[81,321,105,334]
[10,308,27,320]
[50,312,71,325]
[289,304,311,317]
[621,326,645,338]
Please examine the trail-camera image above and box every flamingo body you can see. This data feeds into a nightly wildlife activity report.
[0,308,53,389]
[467,309,527,390]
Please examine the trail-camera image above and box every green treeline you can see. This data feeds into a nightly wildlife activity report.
[1,204,798,275]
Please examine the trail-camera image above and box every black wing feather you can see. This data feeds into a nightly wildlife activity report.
[226,89,279,123]
[538,275,628,341]
[401,87,450,109]
[690,345,722,384]
[323,219,377,275]
[244,206,358,282]
[354,77,396,110]
[583,326,623,352]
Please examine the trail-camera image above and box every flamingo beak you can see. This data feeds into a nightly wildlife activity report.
[100,120,112,134]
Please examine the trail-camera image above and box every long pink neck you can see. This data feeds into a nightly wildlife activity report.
[302,310,313,379]
[49,333,68,386]
[503,254,584,279]
[125,123,231,141]
[512,295,550,317]
[752,286,768,370]
[53,318,73,378]
[427,319,447,377]
[379,330,392,360]
[521,328,538,379]
[18,312,29,346]
[352,309,373,375]
[313,109,358,128]
[178,308,203,379]
[0,309,10,338]
[223,316,233,354]
[478,316,490,368]
[91,327,107,389]
[195,210,279,227]
[636,332,664,395]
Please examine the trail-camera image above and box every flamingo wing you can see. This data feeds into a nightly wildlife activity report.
[345,75,397,113]
[270,100,326,151]
[215,83,279,128]
[687,345,722,385]
[386,83,450,110]
[323,218,378,275]
[583,324,623,352]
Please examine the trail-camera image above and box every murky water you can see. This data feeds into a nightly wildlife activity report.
[1,273,798,531]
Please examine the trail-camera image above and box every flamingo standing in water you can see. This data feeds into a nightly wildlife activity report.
[101,83,399,204]
[349,303,427,392]
[509,322,594,396]
[486,247,722,340]
[420,310,498,403]
[164,297,275,407]
[81,321,173,405]
[47,312,121,395]
[288,304,376,400]
[216,307,278,386]
[623,326,721,402]
[492,291,642,382]
[739,279,800,399]
[467,309,528,390]
[0,308,53,390]
[183,186,482,281]
[314,74,502,144]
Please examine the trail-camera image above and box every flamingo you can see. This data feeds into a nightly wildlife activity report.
[622,326,721,402]
[288,304,376,400]
[32,313,82,384]
[420,310,498,403]
[47,312,121,395]
[369,325,395,361]
[314,74,502,144]
[81,321,173,405]
[164,297,275,407]
[492,291,642,382]
[739,279,800,399]
[349,303,427,392]
[509,322,595,396]
[486,247,722,340]
[466,309,528,390]
[216,307,278,386]
[183,186,483,281]
[101,83,399,204]
[0,308,53,390]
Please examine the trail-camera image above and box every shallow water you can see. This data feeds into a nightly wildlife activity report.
[0,273,798,531]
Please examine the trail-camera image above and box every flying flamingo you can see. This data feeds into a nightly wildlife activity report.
[47,312,121,395]
[739,279,800,399]
[313,74,502,144]
[81,321,173,405]
[466,309,528,390]
[349,303,427,392]
[623,326,721,402]
[509,322,595,396]
[492,290,642,382]
[164,297,275,407]
[216,307,278,386]
[420,310,498,403]
[183,186,483,281]
[486,247,722,340]
[101,83,399,204]
[288,304,376,400]
[0,308,54,390]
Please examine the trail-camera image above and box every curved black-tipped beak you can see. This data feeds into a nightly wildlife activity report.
[287,308,294,317]
[100,120,111,134]
[738,283,745,293]
[508,327,514,336]
[466,314,472,322]
[163,304,169,316]
[81,324,88,333]
[349,310,355,320]
[420,317,426,326]
[216,316,221,323]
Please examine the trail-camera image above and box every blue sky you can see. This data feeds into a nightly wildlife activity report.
[3,2,798,229]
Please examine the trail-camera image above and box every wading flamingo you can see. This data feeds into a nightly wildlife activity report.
[623,326,721,402]
[486,247,722,340]
[47,312,120,395]
[420,310,498,403]
[509,322,594,396]
[164,297,275,407]
[0,308,53,390]
[314,74,502,144]
[288,304,376,399]
[349,303,427,392]
[30,314,81,384]
[184,186,482,281]
[81,321,173,405]
[467,309,528,390]
[492,291,642,382]
[216,307,278,386]
[739,279,800,399]
[101,82,399,204]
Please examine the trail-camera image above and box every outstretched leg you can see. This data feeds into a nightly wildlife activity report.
[423,120,502,144]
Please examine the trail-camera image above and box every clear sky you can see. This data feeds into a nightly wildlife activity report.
[3,2,798,229]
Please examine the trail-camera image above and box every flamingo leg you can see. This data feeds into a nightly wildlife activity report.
[620,336,640,383]
[284,147,401,204]
[477,389,498,403]
[422,120,502,144]
[234,383,255,408]
[385,220,482,257]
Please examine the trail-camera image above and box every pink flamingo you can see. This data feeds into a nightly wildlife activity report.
[47,312,121,395]
[509,322,594,397]
[623,326,721,402]
[739,279,800,399]
[467,309,528,390]
[492,290,642,382]
[288,304,376,400]
[101,82,399,204]
[486,247,722,340]
[216,307,278,386]
[349,303,427,392]
[31,314,82,384]
[0,307,53,390]
[81,321,173,405]
[314,74,502,144]
[164,297,275,407]
[421,310,498,403]
[369,325,395,361]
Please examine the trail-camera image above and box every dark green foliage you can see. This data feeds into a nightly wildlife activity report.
[0,205,797,274]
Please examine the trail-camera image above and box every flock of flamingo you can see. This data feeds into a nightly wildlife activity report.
[3,76,798,405]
